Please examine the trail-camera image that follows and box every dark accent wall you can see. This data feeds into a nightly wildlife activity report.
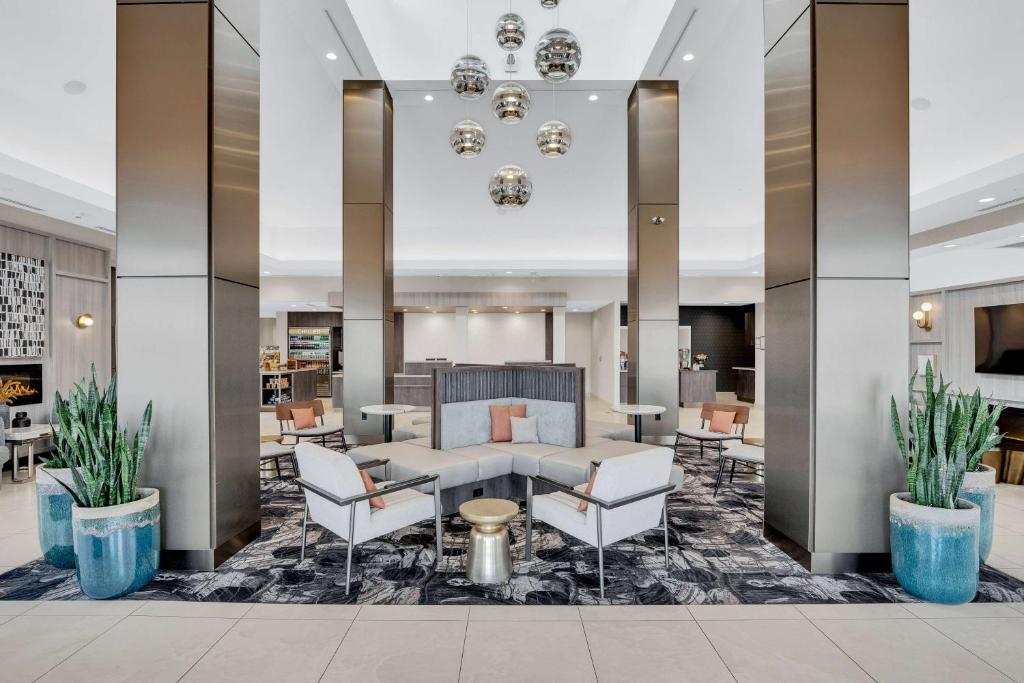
[679,305,755,392]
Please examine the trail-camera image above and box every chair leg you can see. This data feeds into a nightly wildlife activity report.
[340,429,349,452]
[714,457,728,497]
[345,509,356,595]
[275,456,282,480]
[596,507,605,600]
[433,479,443,566]
[729,460,736,483]
[300,503,308,561]
[699,441,704,460]
[525,477,534,561]
[662,499,670,569]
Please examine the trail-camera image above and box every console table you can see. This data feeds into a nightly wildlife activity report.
[5,424,54,483]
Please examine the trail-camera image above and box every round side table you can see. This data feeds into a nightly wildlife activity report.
[360,404,415,443]
[611,404,666,443]
[459,498,519,584]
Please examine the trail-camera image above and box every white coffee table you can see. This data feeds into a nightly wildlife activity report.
[611,404,666,443]
[360,404,416,443]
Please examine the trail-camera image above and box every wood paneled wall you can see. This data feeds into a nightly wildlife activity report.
[910,280,1024,407]
[0,222,112,423]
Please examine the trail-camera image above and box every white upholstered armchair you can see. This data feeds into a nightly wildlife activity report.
[294,442,443,595]
[525,448,676,599]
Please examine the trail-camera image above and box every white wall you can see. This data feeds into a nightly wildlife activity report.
[565,312,593,392]
[590,303,619,404]
[403,313,457,362]
[467,313,546,365]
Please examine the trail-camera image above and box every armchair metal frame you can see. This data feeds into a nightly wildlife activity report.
[524,474,675,599]
[295,460,441,595]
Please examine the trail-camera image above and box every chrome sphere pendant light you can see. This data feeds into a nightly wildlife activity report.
[495,13,526,51]
[536,120,572,157]
[449,120,486,158]
[450,55,490,99]
[491,82,531,124]
[535,28,582,83]
[489,165,533,208]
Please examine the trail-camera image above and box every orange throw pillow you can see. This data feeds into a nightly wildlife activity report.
[489,404,527,442]
[291,407,317,430]
[577,471,598,512]
[359,470,385,509]
[708,410,736,434]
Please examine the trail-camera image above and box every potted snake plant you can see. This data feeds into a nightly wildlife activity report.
[956,388,1003,563]
[889,362,1002,604]
[51,367,159,599]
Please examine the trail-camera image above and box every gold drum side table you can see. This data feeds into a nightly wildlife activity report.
[459,498,519,584]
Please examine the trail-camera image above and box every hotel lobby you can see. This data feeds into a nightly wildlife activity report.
[1,0,1024,680]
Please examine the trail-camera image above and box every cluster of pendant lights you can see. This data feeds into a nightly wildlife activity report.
[447,0,581,209]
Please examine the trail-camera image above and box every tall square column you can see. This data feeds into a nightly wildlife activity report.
[116,1,260,569]
[342,82,394,443]
[764,0,909,572]
[627,82,680,440]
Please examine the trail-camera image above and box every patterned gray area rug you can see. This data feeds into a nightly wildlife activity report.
[2,440,1022,605]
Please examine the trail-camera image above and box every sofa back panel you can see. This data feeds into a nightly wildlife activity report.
[432,364,585,449]
[523,398,577,447]
[440,398,512,450]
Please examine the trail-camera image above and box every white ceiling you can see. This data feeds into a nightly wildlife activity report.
[1,0,1022,291]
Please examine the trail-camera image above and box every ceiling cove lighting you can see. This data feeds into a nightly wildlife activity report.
[325,52,338,61]
[978,197,996,203]
[682,53,695,62]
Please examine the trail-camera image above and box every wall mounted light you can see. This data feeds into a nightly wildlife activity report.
[76,313,95,329]
[912,302,933,331]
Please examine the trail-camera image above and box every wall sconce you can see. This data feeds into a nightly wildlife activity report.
[912,302,933,331]
[76,313,95,329]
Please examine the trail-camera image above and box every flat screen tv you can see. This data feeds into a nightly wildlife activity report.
[975,303,1024,375]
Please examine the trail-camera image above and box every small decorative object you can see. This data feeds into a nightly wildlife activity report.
[957,388,1004,563]
[491,82,531,124]
[495,13,526,52]
[449,119,486,158]
[450,55,490,100]
[536,119,572,157]
[692,352,708,371]
[50,366,159,599]
[540,0,558,7]
[535,28,582,83]
[75,313,95,329]
[1,378,37,406]
[489,165,533,208]
[889,361,1002,603]
[11,411,29,428]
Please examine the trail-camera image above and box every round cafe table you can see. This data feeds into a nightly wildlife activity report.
[459,498,519,584]
[611,404,666,443]
[359,404,416,443]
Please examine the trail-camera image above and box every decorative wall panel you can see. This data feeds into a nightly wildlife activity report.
[0,252,45,357]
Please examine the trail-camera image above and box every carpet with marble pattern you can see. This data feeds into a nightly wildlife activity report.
[2,439,1023,605]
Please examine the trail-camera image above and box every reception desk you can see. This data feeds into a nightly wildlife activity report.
[679,369,717,405]
[734,367,755,403]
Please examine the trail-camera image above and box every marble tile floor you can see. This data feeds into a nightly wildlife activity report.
[0,600,1023,682]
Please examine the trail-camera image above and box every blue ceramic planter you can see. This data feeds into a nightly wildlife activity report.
[890,493,979,605]
[72,488,160,600]
[960,465,996,563]
[36,468,78,569]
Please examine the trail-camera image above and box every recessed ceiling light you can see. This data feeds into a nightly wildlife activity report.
[403,308,408,312]
[263,271,270,275]
[471,309,478,313]
[572,309,579,312]
[751,270,760,275]
[723,302,731,305]
[588,94,599,101]
[682,53,695,62]
[290,304,297,307]
[325,52,338,61]
[505,271,513,274]
[540,309,546,312]
[503,306,509,309]
[424,94,434,102]
[978,197,996,203]
[515,311,520,314]
[63,80,87,95]
[943,244,958,249]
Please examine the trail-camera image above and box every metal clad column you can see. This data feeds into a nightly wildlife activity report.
[763,0,908,572]
[116,0,260,570]
[627,82,680,440]
[343,82,394,443]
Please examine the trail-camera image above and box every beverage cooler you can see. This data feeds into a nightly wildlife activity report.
[288,327,332,397]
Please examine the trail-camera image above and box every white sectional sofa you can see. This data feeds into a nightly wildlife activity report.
[346,364,683,510]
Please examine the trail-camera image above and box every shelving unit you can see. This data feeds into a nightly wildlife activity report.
[288,327,332,397]
[260,369,317,410]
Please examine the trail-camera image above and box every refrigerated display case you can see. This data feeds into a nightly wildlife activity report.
[288,327,332,397]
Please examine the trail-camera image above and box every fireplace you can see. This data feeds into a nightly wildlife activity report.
[0,364,43,406]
